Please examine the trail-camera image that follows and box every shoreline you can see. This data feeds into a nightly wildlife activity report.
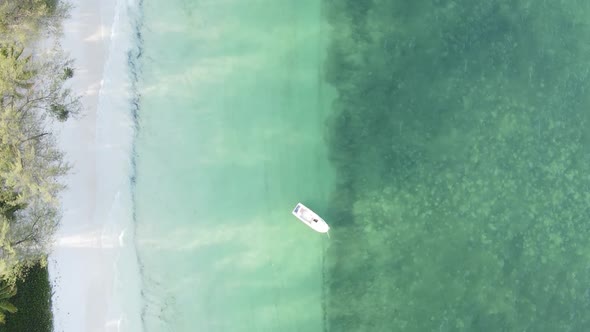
[47,0,142,331]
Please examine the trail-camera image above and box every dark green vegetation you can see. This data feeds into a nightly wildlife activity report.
[0,264,52,332]
[0,281,17,324]
[0,0,69,43]
[0,0,74,280]
[0,0,74,329]
[323,1,590,331]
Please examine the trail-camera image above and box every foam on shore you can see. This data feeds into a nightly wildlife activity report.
[48,0,142,331]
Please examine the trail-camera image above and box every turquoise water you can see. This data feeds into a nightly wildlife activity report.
[323,1,590,331]
[133,0,333,330]
[133,0,590,331]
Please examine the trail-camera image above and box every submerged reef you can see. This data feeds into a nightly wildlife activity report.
[323,1,590,331]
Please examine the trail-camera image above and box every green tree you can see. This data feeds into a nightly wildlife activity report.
[0,44,35,101]
[0,102,67,282]
[0,282,17,324]
[0,0,70,44]
[0,0,75,282]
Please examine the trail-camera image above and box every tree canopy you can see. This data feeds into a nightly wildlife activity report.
[0,0,75,284]
[0,0,70,44]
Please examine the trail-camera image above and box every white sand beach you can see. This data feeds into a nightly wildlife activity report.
[48,0,142,331]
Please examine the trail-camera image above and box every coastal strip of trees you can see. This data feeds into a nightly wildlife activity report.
[0,0,79,329]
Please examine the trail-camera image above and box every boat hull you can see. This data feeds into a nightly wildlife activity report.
[292,203,330,233]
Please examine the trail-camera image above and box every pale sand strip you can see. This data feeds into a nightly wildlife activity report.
[46,0,129,331]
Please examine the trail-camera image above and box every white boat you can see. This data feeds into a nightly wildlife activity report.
[292,203,330,233]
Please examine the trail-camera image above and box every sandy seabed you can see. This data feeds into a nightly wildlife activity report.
[48,0,142,331]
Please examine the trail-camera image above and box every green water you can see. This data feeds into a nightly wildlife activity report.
[324,1,590,331]
[134,0,333,331]
[135,0,590,331]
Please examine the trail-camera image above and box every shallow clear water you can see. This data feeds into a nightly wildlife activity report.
[322,1,590,331]
[133,1,590,331]
[133,0,333,331]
